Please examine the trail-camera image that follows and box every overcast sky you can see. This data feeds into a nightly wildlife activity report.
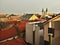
[0,0,60,14]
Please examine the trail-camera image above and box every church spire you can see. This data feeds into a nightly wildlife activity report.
[42,8,44,12]
[46,8,48,12]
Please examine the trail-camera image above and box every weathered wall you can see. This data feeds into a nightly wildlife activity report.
[52,21,60,45]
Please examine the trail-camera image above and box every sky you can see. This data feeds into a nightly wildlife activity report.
[0,0,60,14]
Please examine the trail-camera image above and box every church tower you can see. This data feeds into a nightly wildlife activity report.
[45,8,48,15]
[42,8,44,17]
[41,8,48,18]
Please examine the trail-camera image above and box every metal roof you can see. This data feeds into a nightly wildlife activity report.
[21,14,33,20]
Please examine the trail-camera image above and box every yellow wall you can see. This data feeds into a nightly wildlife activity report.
[29,14,38,20]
